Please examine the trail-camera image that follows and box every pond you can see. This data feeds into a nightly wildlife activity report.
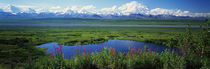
[37,39,179,59]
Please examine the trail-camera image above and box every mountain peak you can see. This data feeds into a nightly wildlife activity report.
[6,5,22,13]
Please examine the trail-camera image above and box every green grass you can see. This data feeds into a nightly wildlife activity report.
[0,18,209,69]
[0,26,202,46]
[0,18,206,25]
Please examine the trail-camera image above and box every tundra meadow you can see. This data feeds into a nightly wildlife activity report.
[0,0,210,69]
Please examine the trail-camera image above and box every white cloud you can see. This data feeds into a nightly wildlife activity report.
[49,6,63,13]
[50,6,61,9]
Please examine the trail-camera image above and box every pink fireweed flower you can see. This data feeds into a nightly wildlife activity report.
[53,46,56,51]
[126,52,129,57]
[102,45,104,49]
[138,48,140,52]
[132,47,136,56]
[49,55,53,58]
[98,46,100,50]
[59,45,62,54]
[83,46,86,56]
[112,48,116,56]
[196,50,201,55]
[129,48,131,54]
[72,49,74,56]
[98,53,100,56]
[51,51,53,55]
[87,51,90,57]
[76,49,78,55]
[133,46,136,49]
[131,52,134,57]
[149,48,152,55]
[145,47,147,52]
[83,46,86,52]
[140,48,143,56]
[180,48,186,55]
[185,43,188,51]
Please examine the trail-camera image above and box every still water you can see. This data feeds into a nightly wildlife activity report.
[37,39,179,59]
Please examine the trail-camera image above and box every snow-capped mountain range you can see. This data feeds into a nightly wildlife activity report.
[0,1,209,19]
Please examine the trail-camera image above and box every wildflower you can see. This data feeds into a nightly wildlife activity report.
[98,46,100,50]
[72,49,74,56]
[59,45,62,54]
[83,46,86,53]
[87,51,90,57]
[131,52,134,57]
[149,48,152,55]
[140,48,143,56]
[185,43,188,51]
[53,46,56,51]
[144,47,147,52]
[112,49,116,56]
[51,51,53,55]
[196,50,201,55]
[180,48,186,55]
[49,55,53,58]
[98,53,100,56]
[102,44,104,49]
[138,48,140,52]
[126,52,129,57]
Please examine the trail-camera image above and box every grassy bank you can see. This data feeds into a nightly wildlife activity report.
[0,26,202,46]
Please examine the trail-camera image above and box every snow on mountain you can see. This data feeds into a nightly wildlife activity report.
[25,8,36,13]
[98,5,119,15]
[97,1,149,16]
[6,5,22,14]
[0,9,3,12]
[77,5,96,14]
[0,1,209,18]
[63,7,76,15]
[118,1,149,15]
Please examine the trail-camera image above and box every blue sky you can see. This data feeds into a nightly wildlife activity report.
[0,0,209,13]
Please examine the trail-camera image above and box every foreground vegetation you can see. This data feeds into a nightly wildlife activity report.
[23,45,209,69]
